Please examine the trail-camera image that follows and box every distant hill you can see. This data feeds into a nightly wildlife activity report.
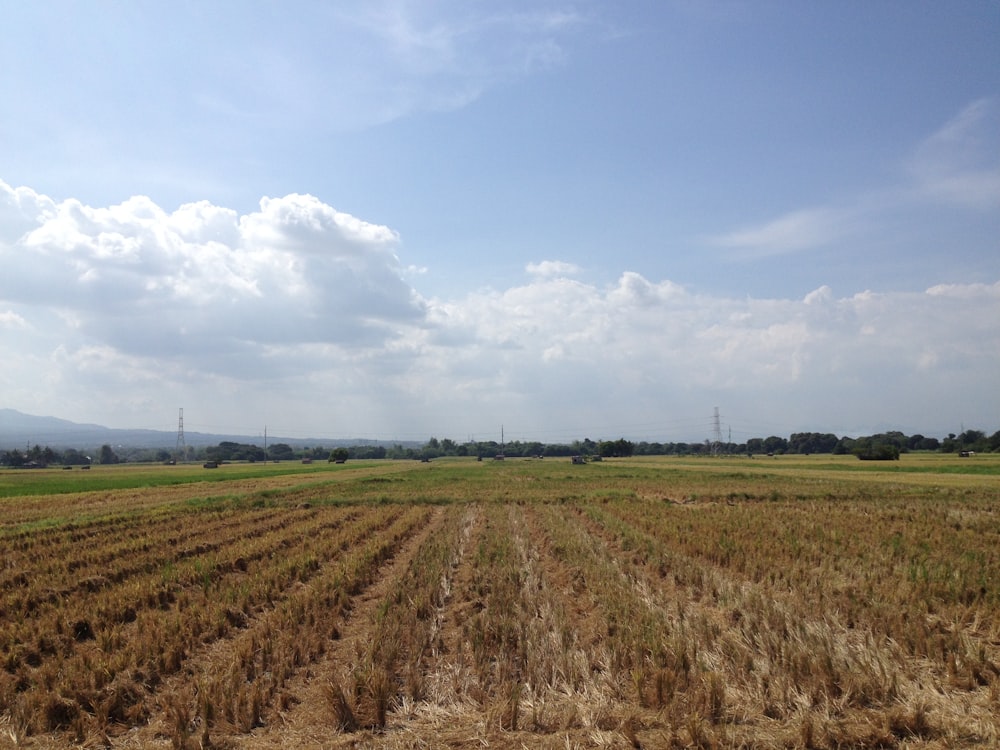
[0,409,394,450]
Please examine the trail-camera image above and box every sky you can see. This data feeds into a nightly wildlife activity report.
[1,1,998,445]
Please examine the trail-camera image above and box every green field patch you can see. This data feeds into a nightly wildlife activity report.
[0,461,336,499]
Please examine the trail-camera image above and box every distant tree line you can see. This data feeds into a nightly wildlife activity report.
[1,445,90,467]
[0,441,333,467]
[2,428,997,468]
[370,430,1000,461]
[375,430,1000,460]
[380,437,637,461]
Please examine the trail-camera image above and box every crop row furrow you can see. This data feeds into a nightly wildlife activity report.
[0,506,357,649]
[0,506,291,603]
[163,503,435,745]
[599,497,1000,686]
[437,503,539,732]
[506,505,630,737]
[537,505,683,689]
[326,504,473,731]
[0,505,390,736]
[576,500,1000,747]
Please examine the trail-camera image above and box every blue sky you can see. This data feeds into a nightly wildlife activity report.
[1,2,998,444]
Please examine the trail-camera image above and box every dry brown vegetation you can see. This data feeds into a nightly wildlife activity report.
[1,455,998,748]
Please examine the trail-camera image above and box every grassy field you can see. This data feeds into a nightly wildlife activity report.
[1,454,998,749]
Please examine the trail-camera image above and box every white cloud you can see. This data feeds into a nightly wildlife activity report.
[0,179,425,366]
[926,281,1000,299]
[0,310,28,329]
[403,276,999,438]
[0,181,56,240]
[1,177,997,441]
[526,260,581,277]
[711,99,1000,260]
[908,98,1000,210]
[710,206,849,257]
[302,4,590,129]
[803,285,833,305]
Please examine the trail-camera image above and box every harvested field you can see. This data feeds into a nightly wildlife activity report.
[1,455,999,748]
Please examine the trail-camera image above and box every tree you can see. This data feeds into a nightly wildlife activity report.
[386,444,415,460]
[349,445,386,459]
[329,447,349,463]
[788,432,838,454]
[876,431,908,452]
[209,441,266,462]
[99,444,119,465]
[268,443,295,461]
[419,439,443,459]
[852,437,899,461]
[599,438,635,458]
[62,448,90,465]
[833,437,855,455]
[958,430,987,452]
[959,429,985,444]
[907,434,940,451]
[762,436,787,455]
[921,436,941,451]
[2,449,25,467]
[543,443,574,457]
[990,431,1000,452]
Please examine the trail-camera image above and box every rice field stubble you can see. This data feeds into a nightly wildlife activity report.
[1,454,998,748]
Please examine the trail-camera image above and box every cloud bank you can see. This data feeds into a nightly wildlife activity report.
[2,178,997,441]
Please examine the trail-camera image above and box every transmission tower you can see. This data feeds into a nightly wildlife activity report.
[711,406,723,456]
[176,408,186,462]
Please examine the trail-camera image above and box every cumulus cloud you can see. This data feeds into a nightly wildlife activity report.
[2,177,997,440]
[403,275,999,439]
[0,179,425,368]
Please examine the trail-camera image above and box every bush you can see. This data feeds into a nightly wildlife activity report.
[854,442,899,461]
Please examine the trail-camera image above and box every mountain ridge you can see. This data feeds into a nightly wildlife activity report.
[0,409,381,450]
